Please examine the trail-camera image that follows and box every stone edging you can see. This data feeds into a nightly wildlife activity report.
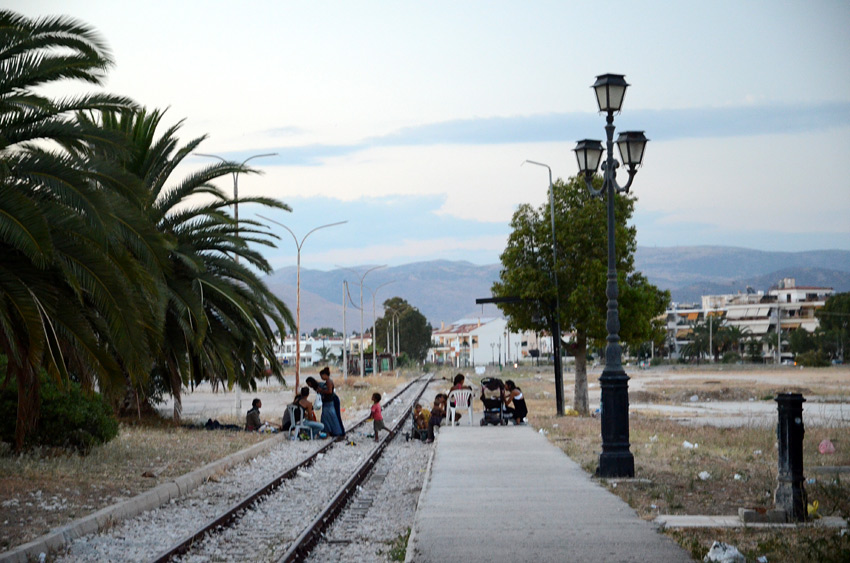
[404,433,438,563]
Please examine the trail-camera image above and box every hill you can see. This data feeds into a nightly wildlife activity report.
[263,247,850,332]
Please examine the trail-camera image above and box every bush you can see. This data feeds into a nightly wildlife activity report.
[795,351,830,368]
[0,373,118,453]
[722,351,741,364]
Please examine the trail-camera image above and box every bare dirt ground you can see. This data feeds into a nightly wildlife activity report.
[523,363,850,562]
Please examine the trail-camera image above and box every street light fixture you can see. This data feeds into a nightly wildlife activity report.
[523,160,566,416]
[196,152,277,260]
[385,306,401,357]
[338,265,386,377]
[365,281,395,376]
[258,215,347,391]
[573,73,648,478]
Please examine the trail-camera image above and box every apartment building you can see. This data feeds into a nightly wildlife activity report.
[665,278,833,360]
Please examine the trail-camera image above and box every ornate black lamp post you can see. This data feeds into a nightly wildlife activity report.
[573,74,648,478]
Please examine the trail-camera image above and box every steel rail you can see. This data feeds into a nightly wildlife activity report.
[152,374,429,563]
[276,374,432,562]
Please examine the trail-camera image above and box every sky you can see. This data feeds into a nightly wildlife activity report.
[14,0,850,272]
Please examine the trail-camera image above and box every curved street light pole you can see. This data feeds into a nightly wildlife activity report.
[196,152,277,261]
[259,215,347,391]
[573,73,648,478]
[337,265,386,377]
[523,160,565,416]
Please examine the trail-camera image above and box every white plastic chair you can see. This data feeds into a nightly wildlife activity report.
[286,405,317,439]
[447,389,473,426]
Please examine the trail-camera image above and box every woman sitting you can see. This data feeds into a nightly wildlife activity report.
[291,387,325,438]
[448,373,471,422]
[306,376,344,436]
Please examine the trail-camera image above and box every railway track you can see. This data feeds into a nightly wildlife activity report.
[72,374,433,563]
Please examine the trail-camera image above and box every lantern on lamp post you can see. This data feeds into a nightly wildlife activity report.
[573,73,648,478]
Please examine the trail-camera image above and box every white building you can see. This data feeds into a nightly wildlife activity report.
[428,317,538,367]
[276,333,375,369]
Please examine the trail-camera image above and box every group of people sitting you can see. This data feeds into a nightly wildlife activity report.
[410,374,529,442]
[244,367,346,439]
[247,370,529,442]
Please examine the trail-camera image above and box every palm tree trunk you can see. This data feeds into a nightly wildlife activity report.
[574,332,589,416]
[14,362,39,452]
[117,361,141,419]
[168,358,182,422]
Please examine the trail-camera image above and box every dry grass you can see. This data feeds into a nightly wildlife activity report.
[0,373,414,552]
[507,367,850,562]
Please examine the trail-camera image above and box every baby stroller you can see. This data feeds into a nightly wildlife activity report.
[480,377,510,426]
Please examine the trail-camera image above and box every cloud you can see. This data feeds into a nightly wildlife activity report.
[242,194,510,269]
[262,126,306,137]
[219,101,850,165]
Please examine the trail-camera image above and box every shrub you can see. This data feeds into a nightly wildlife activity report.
[795,351,830,368]
[0,371,118,453]
[722,351,741,364]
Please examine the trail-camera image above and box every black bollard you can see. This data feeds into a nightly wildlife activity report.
[774,393,807,522]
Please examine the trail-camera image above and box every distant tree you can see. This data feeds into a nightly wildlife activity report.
[312,327,336,338]
[816,292,849,361]
[816,292,850,333]
[317,345,332,363]
[375,297,432,362]
[789,328,817,355]
[492,176,668,415]
[743,337,764,363]
[681,324,709,364]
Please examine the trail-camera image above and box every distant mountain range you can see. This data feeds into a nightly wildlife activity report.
[263,246,850,332]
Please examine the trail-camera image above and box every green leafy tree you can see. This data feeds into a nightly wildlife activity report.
[716,324,749,356]
[311,327,336,338]
[375,297,432,362]
[492,176,668,415]
[681,323,710,364]
[0,10,141,449]
[817,292,850,361]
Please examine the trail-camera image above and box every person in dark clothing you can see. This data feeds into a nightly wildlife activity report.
[306,376,343,436]
[320,367,346,436]
[425,393,447,443]
[245,398,262,431]
[504,380,528,424]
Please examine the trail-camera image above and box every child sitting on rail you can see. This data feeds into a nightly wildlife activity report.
[425,394,447,443]
[413,402,430,431]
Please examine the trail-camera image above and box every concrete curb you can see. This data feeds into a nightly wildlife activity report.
[655,514,848,529]
[404,433,438,563]
[0,432,287,563]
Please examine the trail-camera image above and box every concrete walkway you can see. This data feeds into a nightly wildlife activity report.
[407,424,692,563]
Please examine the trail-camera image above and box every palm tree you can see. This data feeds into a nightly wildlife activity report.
[82,107,293,420]
[1,10,139,449]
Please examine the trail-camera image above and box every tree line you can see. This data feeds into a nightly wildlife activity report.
[1,10,293,451]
